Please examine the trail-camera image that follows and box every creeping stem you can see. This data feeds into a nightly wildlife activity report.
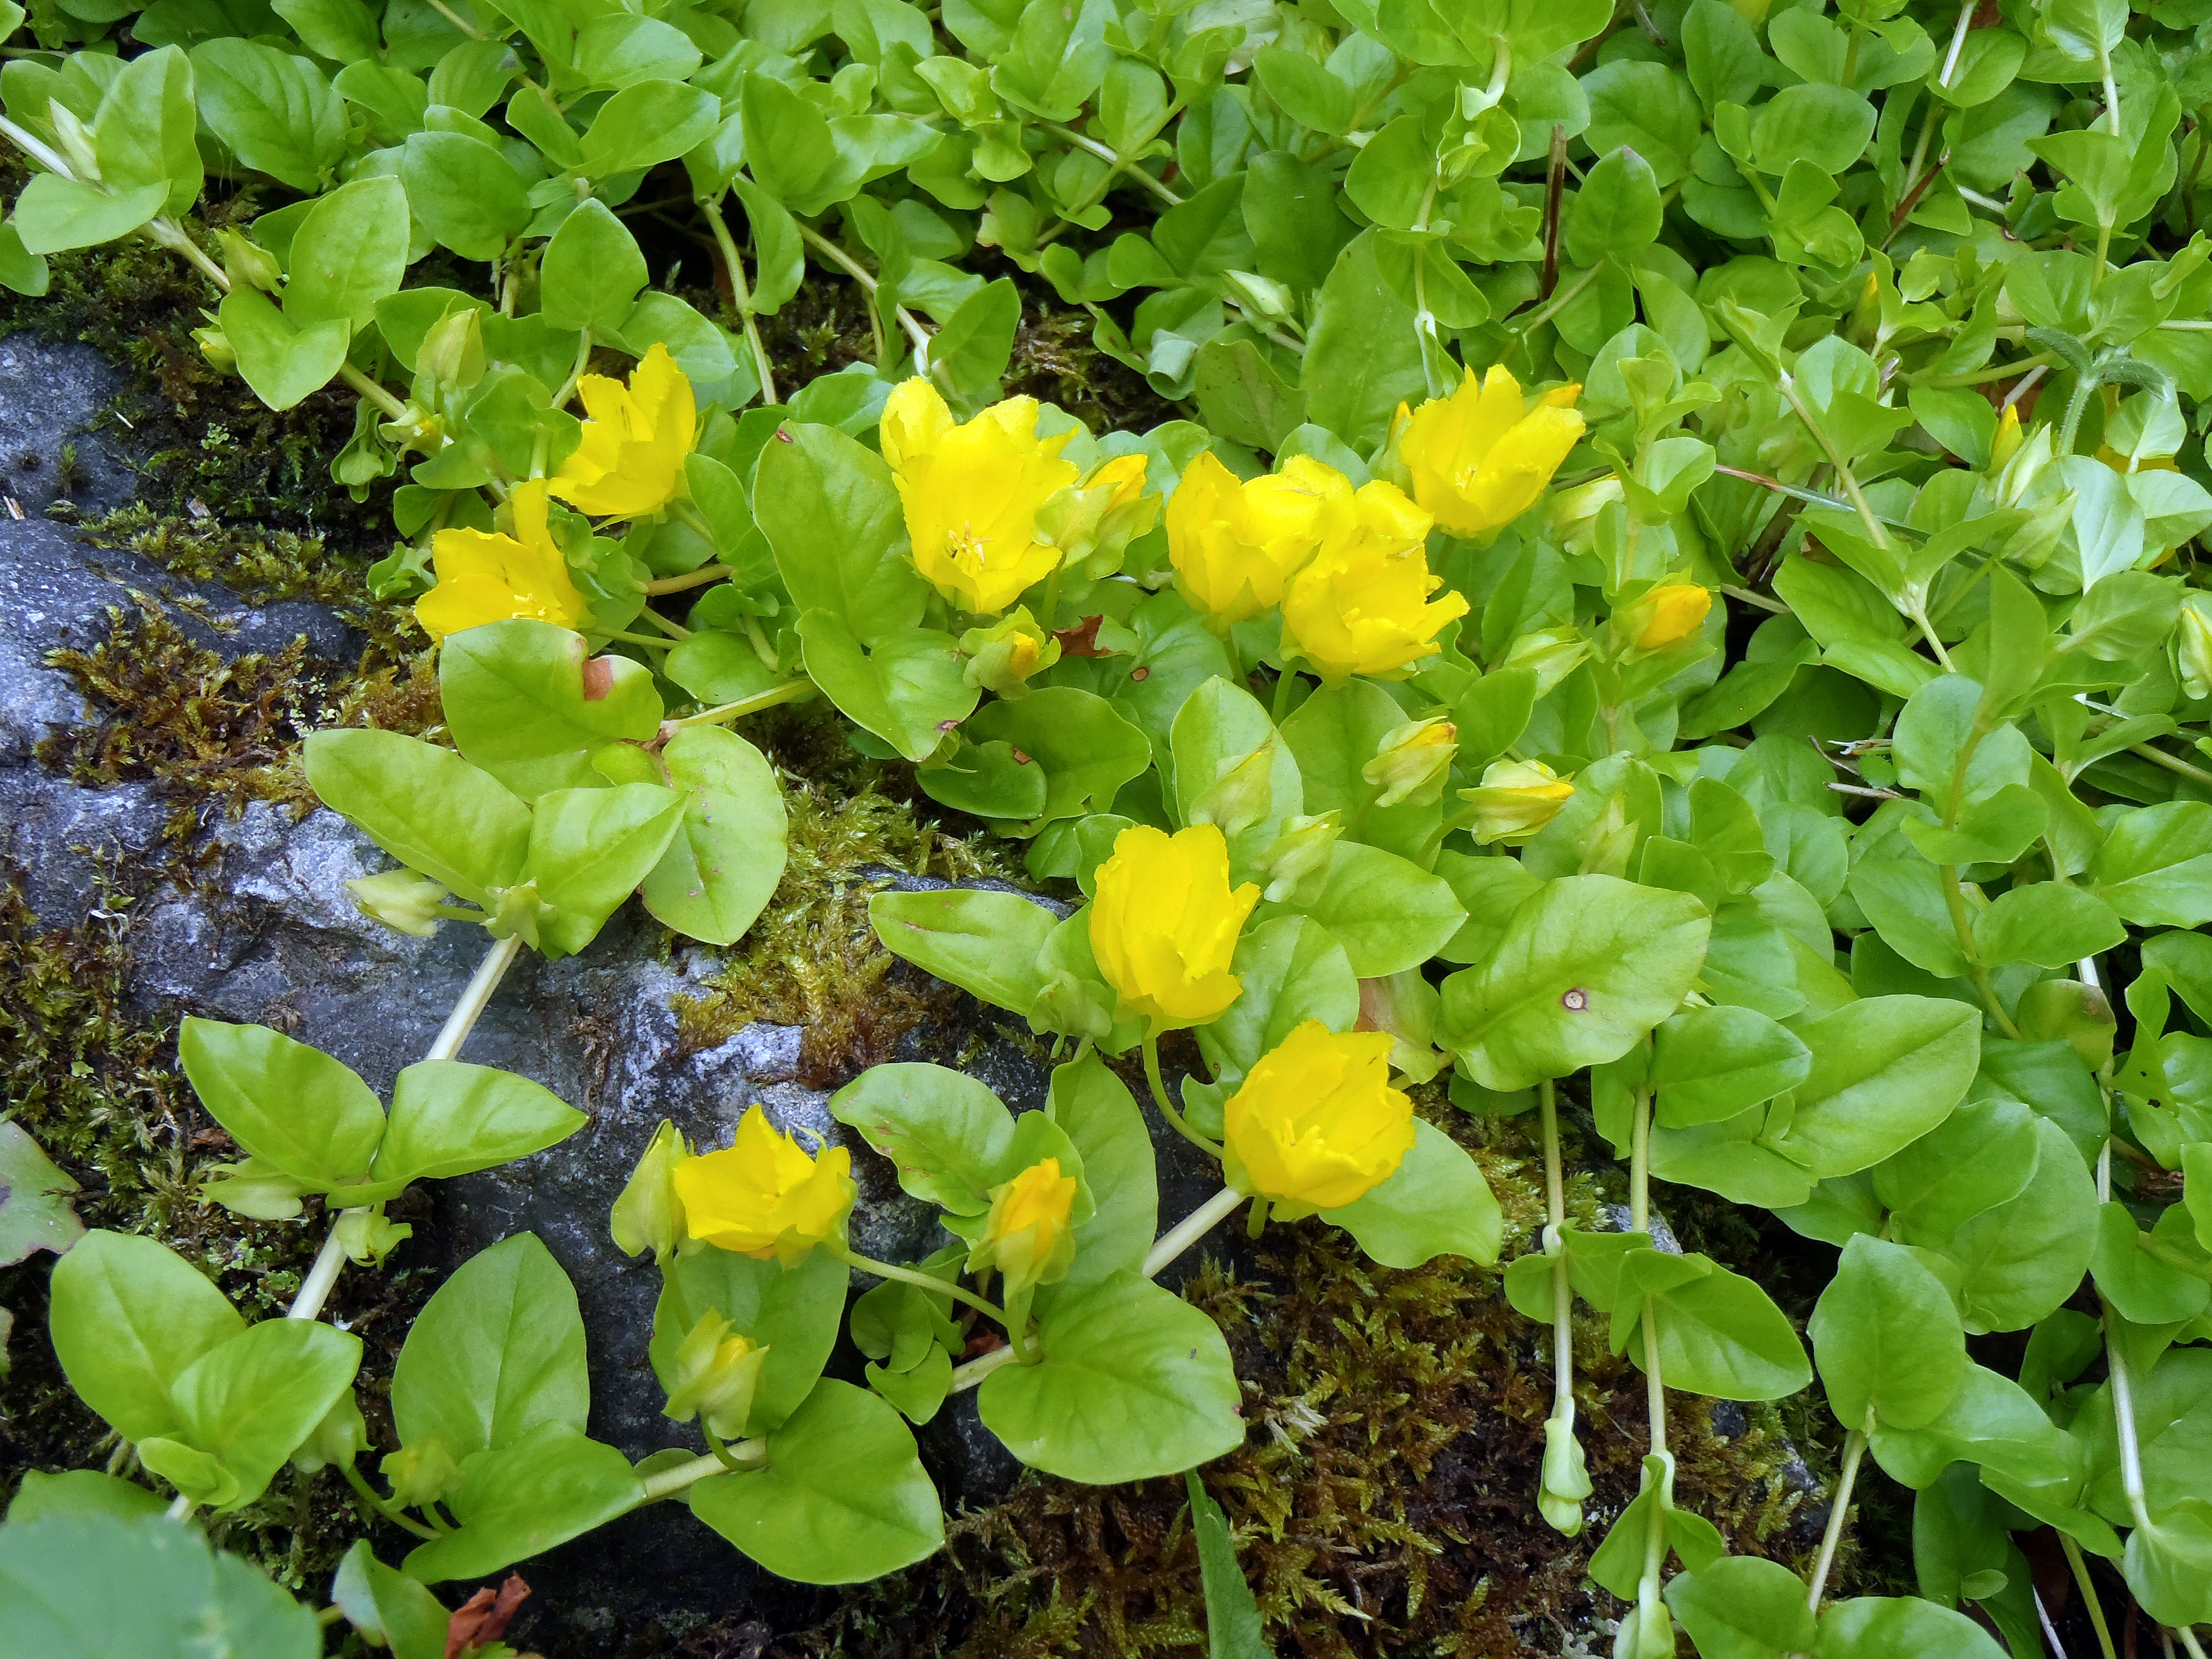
[1630,1076,1670,1638]
[341,1461,440,1540]
[288,934,526,1322]
[703,192,778,406]
[1142,1186,1247,1279]
[833,1245,1015,1328]
[1539,1075,1581,1507]
[1804,1424,1870,1615]
[1142,1035,1226,1157]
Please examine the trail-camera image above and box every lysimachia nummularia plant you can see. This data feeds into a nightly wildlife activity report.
[9,0,2212,1649]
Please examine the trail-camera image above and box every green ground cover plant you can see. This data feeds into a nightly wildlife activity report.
[3,0,2212,1650]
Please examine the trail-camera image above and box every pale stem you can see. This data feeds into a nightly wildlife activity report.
[288,933,525,1321]
[1631,1082,1670,1630]
[1936,0,1974,87]
[2104,1299,2156,1530]
[668,678,816,728]
[1142,1186,1246,1280]
[949,1341,1028,1392]
[643,562,738,595]
[1805,1426,1868,1614]
[1540,1078,1575,1425]
[2175,1628,2208,1659]
[1141,1035,1225,1157]
[704,193,778,405]
[795,223,931,356]
[835,1245,1012,1326]
[165,1493,194,1522]
[1036,120,1186,207]
[1774,370,1895,564]
[552,328,594,410]
[637,1445,763,1503]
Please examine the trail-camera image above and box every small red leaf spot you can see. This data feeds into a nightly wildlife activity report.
[1130,665,1151,681]
[581,659,614,702]
[1012,749,1032,765]
[1562,988,1589,1012]
[774,427,794,443]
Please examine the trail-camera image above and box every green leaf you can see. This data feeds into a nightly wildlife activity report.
[0,1511,321,1659]
[190,39,347,192]
[1626,1252,1813,1401]
[367,1060,583,1188]
[440,620,664,801]
[217,284,349,411]
[1195,915,1359,1087]
[965,689,1153,831]
[828,1062,1016,1213]
[392,1232,588,1462]
[1303,230,1423,451]
[400,131,529,261]
[689,1379,944,1582]
[979,1271,1243,1483]
[524,782,688,957]
[580,79,721,177]
[798,613,977,762]
[2091,1200,2211,1325]
[330,1541,449,1659]
[0,1123,82,1265]
[1665,1555,1819,1659]
[1323,1118,1502,1267]
[1771,997,1981,1177]
[47,1231,244,1443]
[1973,882,2127,968]
[1259,840,1465,980]
[151,1319,362,1511]
[657,1246,847,1435]
[91,44,202,217]
[283,175,408,330]
[2125,1499,2212,1627]
[402,1423,643,1583]
[1873,1094,2039,1246]
[538,198,648,336]
[640,724,789,946]
[1811,1236,1966,1432]
[3,1469,167,1525]
[1651,1005,1811,1127]
[1813,1595,2008,1659]
[304,728,531,906]
[178,1019,384,1189]
[2092,801,2212,926]
[1186,1471,1269,1659]
[9,174,167,256]
[1940,1118,2100,1334]
[868,887,1056,1015]
[1565,145,1662,267]
[1045,1051,1157,1289]
[1439,874,1712,1092]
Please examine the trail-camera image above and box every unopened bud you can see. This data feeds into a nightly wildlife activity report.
[418,305,485,388]
[346,868,449,937]
[1254,809,1341,902]
[1189,736,1287,840]
[381,1438,462,1509]
[611,1120,691,1264]
[1461,759,1574,847]
[1613,579,1712,654]
[663,1312,769,1440]
[959,606,1060,697]
[193,321,236,375]
[1362,717,1457,809]
[335,1207,412,1265]
[2179,595,2212,703]
[1499,627,1591,697]
[219,229,282,292]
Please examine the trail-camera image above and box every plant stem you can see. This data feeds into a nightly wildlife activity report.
[2060,1533,2120,1659]
[1539,1074,1580,1481]
[637,1446,761,1503]
[2104,1296,2156,1531]
[341,1461,438,1540]
[1908,350,2059,389]
[703,193,778,406]
[165,1492,194,1522]
[1510,263,1601,337]
[1631,1081,1671,1638]
[643,562,738,595]
[603,628,676,651]
[1806,1426,1868,1615]
[1776,370,1892,559]
[1142,1186,1246,1279]
[835,1246,1013,1326]
[669,678,817,727]
[795,223,931,357]
[1141,1035,1225,1157]
[2175,1629,2208,1659]
[1036,120,1187,207]
[1270,666,1299,723]
[949,1341,1027,1392]
[288,934,524,1322]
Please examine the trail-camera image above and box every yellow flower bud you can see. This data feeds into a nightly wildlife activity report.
[1279,482,1469,683]
[663,1312,769,1440]
[1035,451,1158,576]
[1546,475,1623,561]
[1167,451,1355,630]
[345,868,449,938]
[611,1120,692,1264]
[1088,823,1260,1031]
[1989,404,2024,470]
[1253,809,1341,903]
[881,377,1081,615]
[1392,365,1586,540]
[193,322,235,375]
[2180,594,2212,703]
[1222,1020,1414,1215]
[416,479,590,644]
[1362,717,1458,809]
[965,1157,1078,1297]
[671,1104,857,1265]
[1614,579,1712,653]
[1461,758,1575,846]
[958,606,1061,697]
[416,306,484,390]
[549,341,696,519]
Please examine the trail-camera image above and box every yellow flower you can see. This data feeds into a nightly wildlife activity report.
[1989,404,2024,470]
[1615,579,1713,652]
[881,377,1080,614]
[1167,451,1355,630]
[550,341,696,519]
[1222,1020,1414,1215]
[1278,482,1468,683]
[1460,758,1574,846]
[1394,365,1585,539]
[958,606,1059,697]
[966,1157,1078,1296]
[671,1104,857,1265]
[415,478,589,643]
[662,1312,769,1439]
[1089,823,1260,1031]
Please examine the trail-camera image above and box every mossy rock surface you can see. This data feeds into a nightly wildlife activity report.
[0,280,1889,1654]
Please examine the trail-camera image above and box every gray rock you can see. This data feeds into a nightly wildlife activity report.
[0,337,137,516]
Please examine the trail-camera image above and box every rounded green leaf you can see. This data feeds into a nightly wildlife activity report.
[1771,996,1981,1177]
[827,1062,1015,1213]
[1811,1236,1966,1432]
[1665,1555,1819,1659]
[538,197,648,335]
[402,1423,643,1584]
[283,175,409,330]
[366,1060,584,1189]
[1195,914,1359,1086]
[641,724,789,947]
[392,1232,588,1461]
[440,620,664,801]
[979,1272,1243,1483]
[163,1319,363,1511]
[1439,874,1712,1091]
[178,1018,385,1188]
[657,1246,847,1436]
[1813,1595,2007,1659]
[304,728,531,906]
[868,886,1058,1015]
[1651,1005,1811,1128]
[688,1379,944,1583]
[48,1231,245,1443]
[1324,1118,1502,1268]
[399,130,529,261]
